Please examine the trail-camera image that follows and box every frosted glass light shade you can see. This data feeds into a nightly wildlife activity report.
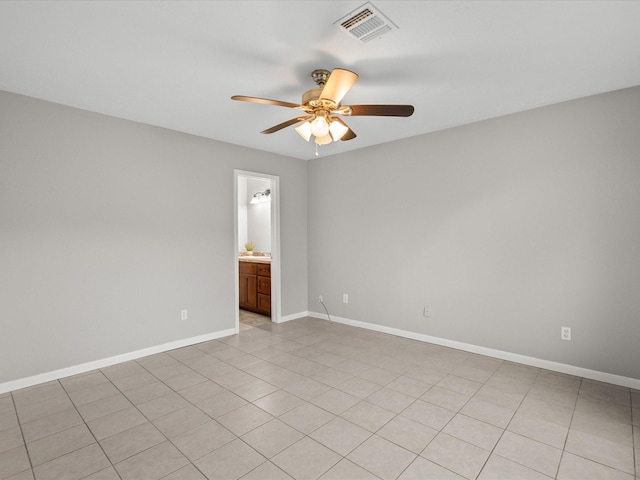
[310,115,330,137]
[295,121,311,142]
[329,120,348,141]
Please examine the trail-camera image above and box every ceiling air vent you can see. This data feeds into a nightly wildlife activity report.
[334,2,398,43]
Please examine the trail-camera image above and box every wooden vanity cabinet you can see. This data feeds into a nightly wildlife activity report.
[239,261,271,317]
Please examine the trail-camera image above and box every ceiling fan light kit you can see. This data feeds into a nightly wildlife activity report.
[231,67,414,155]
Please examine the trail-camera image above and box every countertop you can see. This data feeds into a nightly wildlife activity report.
[238,255,271,263]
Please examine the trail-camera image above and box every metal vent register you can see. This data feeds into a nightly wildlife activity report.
[334,2,398,43]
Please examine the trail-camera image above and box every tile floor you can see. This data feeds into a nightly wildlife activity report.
[1,316,638,480]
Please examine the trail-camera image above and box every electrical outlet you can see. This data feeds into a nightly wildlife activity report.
[181,309,188,321]
[343,293,349,304]
[561,326,571,341]
[423,306,431,317]
[318,295,323,302]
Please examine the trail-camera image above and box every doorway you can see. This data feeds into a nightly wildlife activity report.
[234,170,281,333]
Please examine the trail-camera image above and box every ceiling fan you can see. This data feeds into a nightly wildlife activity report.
[231,68,414,154]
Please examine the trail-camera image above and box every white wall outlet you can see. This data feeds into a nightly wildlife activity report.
[318,295,323,302]
[181,309,188,321]
[561,326,571,341]
[343,293,349,304]
[423,306,431,317]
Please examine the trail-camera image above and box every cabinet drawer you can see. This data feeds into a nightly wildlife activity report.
[257,276,271,294]
[257,293,271,315]
[257,263,271,276]
[239,262,258,275]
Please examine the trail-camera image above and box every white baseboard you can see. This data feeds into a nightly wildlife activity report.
[0,328,236,394]
[278,311,309,323]
[308,311,640,390]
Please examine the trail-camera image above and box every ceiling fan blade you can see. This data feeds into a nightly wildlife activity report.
[319,68,359,104]
[331,117,357,141]
[348,104,415,117]
[261,116,311,134]
[231,95,300,109]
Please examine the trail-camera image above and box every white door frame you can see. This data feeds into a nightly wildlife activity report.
[233,170,281,332]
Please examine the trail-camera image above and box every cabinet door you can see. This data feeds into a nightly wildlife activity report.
[239,274,257,309]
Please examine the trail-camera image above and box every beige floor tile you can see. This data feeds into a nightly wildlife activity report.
[279,402,335,434]
[340,401,395,433]
[161,463,208,479]
[137,392,191,420]
[318,458,381,479]
[0,426,23,454]
[421,433,490,480]
[365,388,415,414]
[474,384,526,410]
[66,382,120,407]
[518,396,574,427]
[386,375,432,398]
[477,454,552,480]
[253,390,304,417]
[398,456,465,479]
[76,394,132,422]
[230,378,280,402]
[172,421,235,462]
[507,411,569,449]
[401,399,456,430]
[27,423,95,466]
[195,438,265,480]
[15,394,74,424]
[579,380,631,406]
[83,466,120,479]
[460,397,515,428]
[32,444,110,480]
[114,441,188,480]
[443,414,503,451]
[123,381,173,405]
[99,422,165,463]
[311,388,360,415]
[195,391,247,418]
[437,375,483,396]
[570,410,633,447]
[421,386,470,412]
[177,380,226,404]
[109,371,157,392]
[0,445,31,480]
[152,405,211,438]
[283,378,331,401]
[310,417,372,456]
[564,428,635,475]
[239,461,294,480]
[347,434,416,480]
[377,415,438,454]
[273,436,342,480]
[357,367,401,386]
[217,404,273,437]
[241,419,304,458]
[20,408,83,443]
[87,406,147,440]
[557,451,635,480]
[526,383,579,410]
[11,382,65,408]
[493,431,562,477]
[575,395,632,424]
[6,319,640,480]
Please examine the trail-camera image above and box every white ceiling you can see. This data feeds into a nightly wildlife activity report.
[1,1,639,161]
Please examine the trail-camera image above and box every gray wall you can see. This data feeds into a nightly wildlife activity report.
[308,86,640,380]
[0,91,308,384]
